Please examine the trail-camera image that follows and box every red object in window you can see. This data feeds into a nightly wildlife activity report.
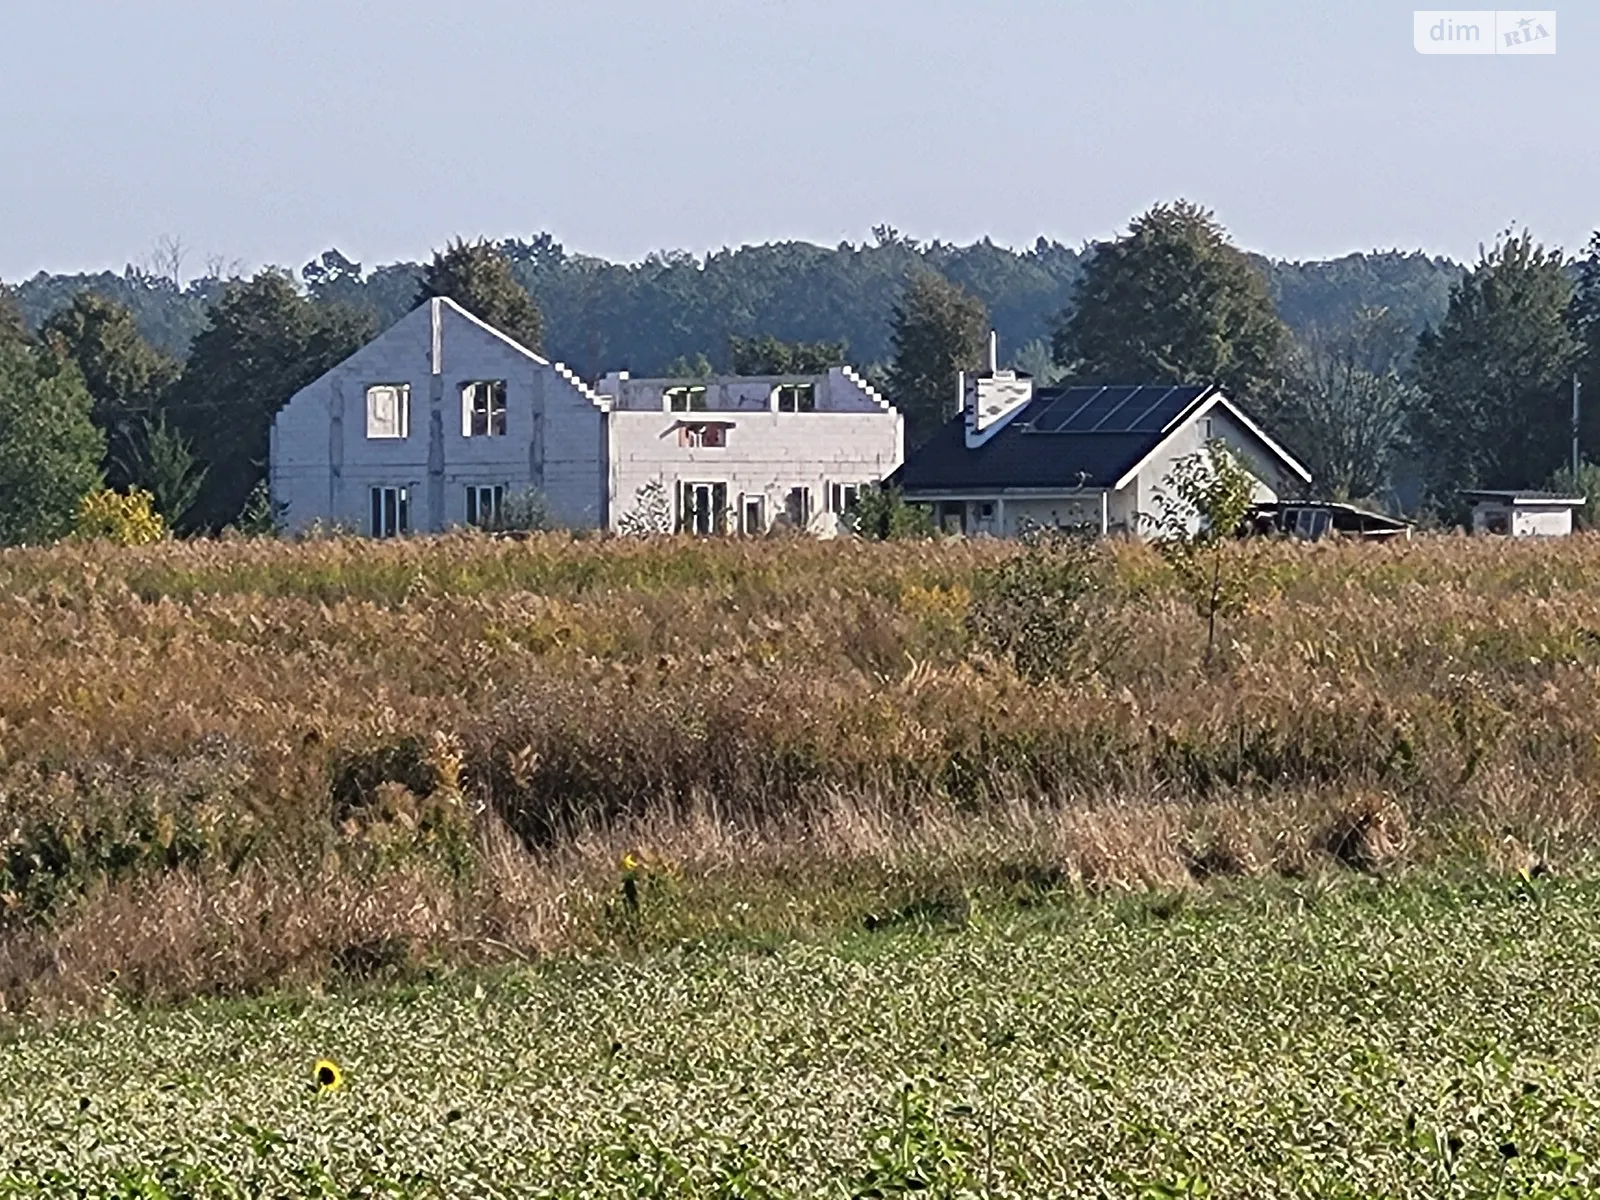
[678,422,728,448]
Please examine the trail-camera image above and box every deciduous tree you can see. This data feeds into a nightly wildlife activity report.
[0,283,27,348]
[0,342,104,545]
[1053,200,1289,409]
[1280,307,1417,502]
[1152,443,1261,668]
[39,292,179,486]
[728,334,847,375]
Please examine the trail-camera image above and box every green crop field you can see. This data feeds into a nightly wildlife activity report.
[5,872,1600,1198]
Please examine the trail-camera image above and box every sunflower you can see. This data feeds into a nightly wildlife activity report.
[314,1059,343,1093]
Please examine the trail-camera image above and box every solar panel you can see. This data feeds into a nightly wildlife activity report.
[1024,396,1075,435]
[1022,384,1208,435]
[1127,385,1205,432]
[1031,389,1092,432]
[1081,385,1144,430]
[1088,385,1152,432]
[1052,387,1109,430]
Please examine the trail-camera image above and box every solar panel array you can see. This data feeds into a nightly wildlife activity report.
[1025,385,1207,435]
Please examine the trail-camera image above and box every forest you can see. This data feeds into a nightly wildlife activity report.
[9,229,1461,377]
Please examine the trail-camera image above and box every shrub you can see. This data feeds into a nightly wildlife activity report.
[72,487,166,545]
[495,488,557,533]
[965,527,1110,683]
[846,485,935,540]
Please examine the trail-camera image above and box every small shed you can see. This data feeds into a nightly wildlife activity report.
[1248,501,1412,542]
[1462,490,1586,537]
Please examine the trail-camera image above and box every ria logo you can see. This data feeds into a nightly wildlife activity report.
[1413,10,1557,53]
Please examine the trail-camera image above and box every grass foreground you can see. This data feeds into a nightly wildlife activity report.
[4,871,1599,1197]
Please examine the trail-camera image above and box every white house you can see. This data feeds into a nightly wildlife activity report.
[890,339,1310,537]
[269,297,903,536]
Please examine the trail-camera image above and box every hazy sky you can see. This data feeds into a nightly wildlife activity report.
[1,1,1593,281]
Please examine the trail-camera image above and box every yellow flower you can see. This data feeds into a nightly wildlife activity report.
[314,1059,343,1092]
[620,852,639,873]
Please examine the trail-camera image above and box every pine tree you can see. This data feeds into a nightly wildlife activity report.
[1412,230,1581,516]
[887,272,988,448]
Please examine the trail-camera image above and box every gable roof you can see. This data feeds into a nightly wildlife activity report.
[891,383,1310,493]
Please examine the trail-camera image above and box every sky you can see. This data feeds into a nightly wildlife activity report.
[0,1,1593,281]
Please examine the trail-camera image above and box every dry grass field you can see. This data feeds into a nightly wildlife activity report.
[1,530,1597,1012]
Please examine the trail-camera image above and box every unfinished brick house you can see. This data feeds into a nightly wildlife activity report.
[269,297,903,536]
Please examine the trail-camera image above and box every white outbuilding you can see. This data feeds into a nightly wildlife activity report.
[1462,490,1586,537]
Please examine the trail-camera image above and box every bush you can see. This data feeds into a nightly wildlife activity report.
[495,488,557,533]
[846,485,935,540]
[73,487,167,545]
[965,527,1109,683]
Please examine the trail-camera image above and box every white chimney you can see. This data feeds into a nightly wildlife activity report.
[963,330,1033,449]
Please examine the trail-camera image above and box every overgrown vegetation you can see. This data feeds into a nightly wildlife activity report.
[0,532,1596,1018]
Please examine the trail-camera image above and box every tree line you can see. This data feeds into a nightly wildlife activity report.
[1,203,1596,541]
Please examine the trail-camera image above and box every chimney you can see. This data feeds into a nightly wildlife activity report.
[963,330,1034,449]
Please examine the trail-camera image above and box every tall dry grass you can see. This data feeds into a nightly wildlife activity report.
[2,529,1598,1011]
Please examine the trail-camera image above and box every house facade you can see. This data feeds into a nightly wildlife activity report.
[890,348,1310,537]
[599,368,902,535]
[269,298,903,536]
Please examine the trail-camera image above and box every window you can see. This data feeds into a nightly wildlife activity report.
[678,423,728,448]
[1201,417,1214,440]
[785,486,812,528]
[741,494,766,535]
[461,381,508,437]
[774,383,815,413]
[365,384,410,439]
[677,481,728,535]
[466,484,504,529]
[1291,507,1333,541]
[666,385,708,412]
[369,486,410,538]
[828,482,861,514]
